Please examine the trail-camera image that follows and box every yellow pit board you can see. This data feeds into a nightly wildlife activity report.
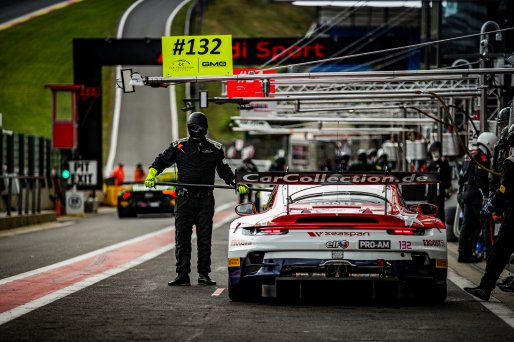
[162,35,233,77]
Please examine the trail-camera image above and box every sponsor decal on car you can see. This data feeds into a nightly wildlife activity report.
[359,240,391,249]
[308,232,370,237]
[228,258,241,267]
[399,241,412,250]
[237,171,439,185]
[423,240,446,247]
[230,239,252,247]
[325,240,350,249]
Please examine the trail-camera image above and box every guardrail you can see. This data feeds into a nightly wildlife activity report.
[1,129,59,216]
[0,175,46,216]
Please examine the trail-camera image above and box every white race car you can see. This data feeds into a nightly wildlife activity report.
[228,171,447,302]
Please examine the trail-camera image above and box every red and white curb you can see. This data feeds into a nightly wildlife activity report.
[0,0,83,31]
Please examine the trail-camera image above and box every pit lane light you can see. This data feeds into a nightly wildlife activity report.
[61,169,71,180]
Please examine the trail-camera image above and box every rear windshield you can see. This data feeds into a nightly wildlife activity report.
[288,185,389,205]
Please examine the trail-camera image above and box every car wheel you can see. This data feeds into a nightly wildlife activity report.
[431,283,447,304]
[228,282,260,302]
[445,206,457,242]
[118,207,135,218]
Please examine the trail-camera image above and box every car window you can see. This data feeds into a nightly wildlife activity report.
[292,191,387,205]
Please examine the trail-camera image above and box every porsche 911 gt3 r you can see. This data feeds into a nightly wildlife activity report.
[228,171,447,302]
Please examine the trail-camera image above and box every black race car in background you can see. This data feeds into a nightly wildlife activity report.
[117,184,176,218]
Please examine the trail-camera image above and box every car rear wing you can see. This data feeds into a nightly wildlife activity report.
[236,171,439,185]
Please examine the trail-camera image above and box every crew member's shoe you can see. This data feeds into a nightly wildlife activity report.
[497,275,514,286]
[464,286,491,301]
[168,274,191,286]
[198,274,216,286]
[458,255,481,263]
[498,278,514,292]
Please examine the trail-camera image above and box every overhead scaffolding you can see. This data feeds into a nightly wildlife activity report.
[124,66,513,170]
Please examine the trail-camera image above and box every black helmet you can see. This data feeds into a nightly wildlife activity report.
[187,112,208,139]
[357,149,367,163]
[367,148,377,159]
[498,107,511,126]
[429,141,441,153]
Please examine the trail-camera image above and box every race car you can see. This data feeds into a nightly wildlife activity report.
[117,183,176,218]
[228,171,447,302]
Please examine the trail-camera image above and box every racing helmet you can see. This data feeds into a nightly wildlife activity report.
[498,107,511,126]
[367,148,377,158]
[477,132,498,153]
[357,149,367,162]
[187,112,208,139]
[429,141,442,160]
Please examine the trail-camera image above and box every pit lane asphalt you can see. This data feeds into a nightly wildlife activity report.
[1,192,514,340]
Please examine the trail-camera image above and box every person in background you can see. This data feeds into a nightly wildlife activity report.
[144,112,248,287]
[339,152,350,171]
[133,163,146,183]
[374,149,391,171]
[367,148,378,166]
[349,149,375,171]
[269,155,287,171]
[457,132,497,263]
[426,141,452,222]
[464,124,514,300]
[112,162,125,186]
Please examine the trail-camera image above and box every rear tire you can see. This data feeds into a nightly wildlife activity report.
[445,206,457,242]
[228,283,244,301]
[228,282,260,302]
[432,283,447,304]
[117,207,135,218]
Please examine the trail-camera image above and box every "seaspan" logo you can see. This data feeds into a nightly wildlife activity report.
[325,240,350,249]
[308,232,370,237]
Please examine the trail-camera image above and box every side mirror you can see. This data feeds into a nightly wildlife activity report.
[235,203,256,216]
[416,203,438,217]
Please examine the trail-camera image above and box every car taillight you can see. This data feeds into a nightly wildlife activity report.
[163,189,176,198]
[122,192,131,200]
[257,228,289,235]
[387,228,424,235]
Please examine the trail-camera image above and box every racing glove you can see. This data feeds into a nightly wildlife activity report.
[237,184,250,194]
[144,168,158,189]
[231,183,249,194]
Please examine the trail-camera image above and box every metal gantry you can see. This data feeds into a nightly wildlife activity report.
[129,67,511,136]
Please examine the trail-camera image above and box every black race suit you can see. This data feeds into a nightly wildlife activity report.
[150,137,235,276]
[458,148,490,259]
[479,156,514,292]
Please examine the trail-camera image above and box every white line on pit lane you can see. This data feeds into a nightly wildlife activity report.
[0,204,236,325]
[448,268,514,329]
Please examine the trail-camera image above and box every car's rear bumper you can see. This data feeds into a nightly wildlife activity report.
[228,256,447,298]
